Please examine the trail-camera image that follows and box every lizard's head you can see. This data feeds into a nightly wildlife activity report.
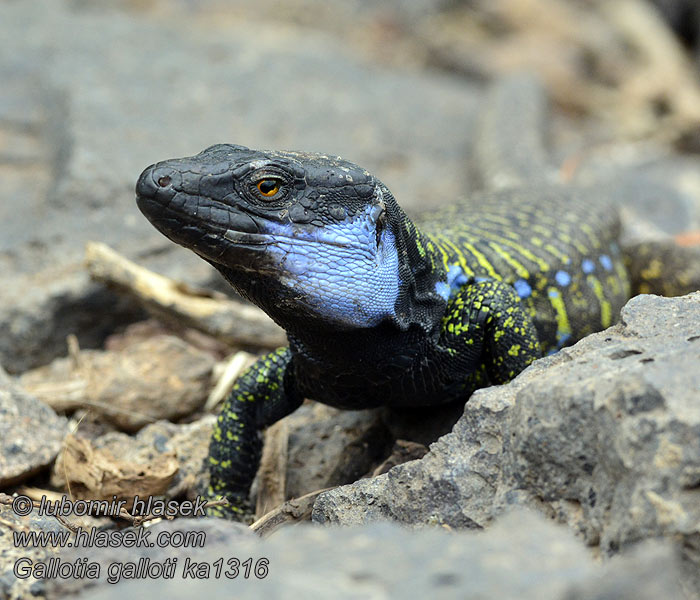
[136,144,409,331]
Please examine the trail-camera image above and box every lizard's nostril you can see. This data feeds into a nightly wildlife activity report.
[136,164,180,206]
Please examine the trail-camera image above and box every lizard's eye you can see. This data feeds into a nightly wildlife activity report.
[250,169,290,201]
[256,179,281,198]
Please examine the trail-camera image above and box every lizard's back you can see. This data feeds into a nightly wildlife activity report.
[417,185,630,352]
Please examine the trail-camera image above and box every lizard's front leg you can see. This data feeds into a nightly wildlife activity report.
[440,279,541,392]
[206,347,302,520]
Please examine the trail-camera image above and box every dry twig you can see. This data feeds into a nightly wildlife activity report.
[85,242,286,349]
[255,420,289,520]
[250,489,332,537]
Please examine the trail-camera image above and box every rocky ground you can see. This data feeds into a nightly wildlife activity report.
[1,0,700,598]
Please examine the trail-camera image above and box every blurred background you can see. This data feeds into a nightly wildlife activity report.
[2,0,700,373]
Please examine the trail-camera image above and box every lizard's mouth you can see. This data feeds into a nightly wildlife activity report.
[218,200,386,256]
[136,189,372,261]
[222,228,358,250]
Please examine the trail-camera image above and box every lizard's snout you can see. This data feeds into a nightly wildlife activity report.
[135,163,182,220]
[136,163,180,199]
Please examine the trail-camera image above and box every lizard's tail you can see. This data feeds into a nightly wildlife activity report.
[623,235,700,296]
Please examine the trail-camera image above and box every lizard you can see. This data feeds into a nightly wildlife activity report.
[135,76,631,520]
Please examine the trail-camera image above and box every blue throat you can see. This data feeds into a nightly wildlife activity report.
[259,204,402,329]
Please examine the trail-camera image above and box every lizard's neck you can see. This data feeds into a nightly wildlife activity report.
[389,199,449,334]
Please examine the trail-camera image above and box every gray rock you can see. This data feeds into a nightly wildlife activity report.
[312,386,511,528]
[283,403,392,500]
[132,416,216,501]
[51,416,216,501]
[20,335,215,432]
[42,518,253,599]
[0,503,71,600]
[152,417,217,500]
[313,293,700,591]
[39,510,684,600]
[250,403,393,518]
[503,293,700,551]
[0,367,68,487]
[573,156,700,245]
[564,541,688,600]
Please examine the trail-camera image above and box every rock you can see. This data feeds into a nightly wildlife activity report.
[20,335,215,432]
[51,434,179,508]
[41,517,253,600]
[0,503,72,600]
[0,65,150,375]
[40,510,684,600]
[52,416,216,502]
[502,293,700,553]
[571,155,700,240]
[252,403,392,519]
[132,417,216,501]
[313,293,700,593]
[312,385,510,528]
[0,367,69,487]
[282,404,393,500]
[564,540,688,600]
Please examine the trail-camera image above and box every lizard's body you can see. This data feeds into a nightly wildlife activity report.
[418,186,629,354]
[283,185,628,411]
[135,79,630,518]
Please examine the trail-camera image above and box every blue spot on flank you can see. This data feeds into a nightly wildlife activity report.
[555,270,571,286]
[599,254,613,271]
[514,279,532,298]
[547,332,572,355]
[548,288,559,299]
[582,259,595,274]
[557,332,571,347]
[435,281,450,301]
[447,265,469,287]
[440,264,471,300]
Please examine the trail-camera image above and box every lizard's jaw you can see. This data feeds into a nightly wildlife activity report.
[216,209,402,331]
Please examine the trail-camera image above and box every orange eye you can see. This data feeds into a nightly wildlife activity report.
[256,179,281,197]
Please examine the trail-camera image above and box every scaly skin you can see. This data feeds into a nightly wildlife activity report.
[417,185,630,354]
[135,137,629,519]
